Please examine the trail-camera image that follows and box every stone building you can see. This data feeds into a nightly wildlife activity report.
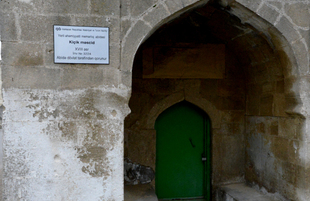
[1,0,310,200]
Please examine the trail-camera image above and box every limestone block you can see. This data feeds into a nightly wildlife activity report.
[20,15,71,42]
[235,0,262,12]
[1,0,44,14]
[287,140,304,166]
[143,3,170,28]
[90,0,120,16]
[43,0,89,14]
[129,0,157,17]
[271,136,289,161]
[257,3,279,25]
[246,95,260,116]
[126,129,156,170]
[121,20,151,71]
[275,16,301,43]
[274,94,286,117]
[260,95,273,116]
[121,70,133,89]
[279,117,302,140]
[60,67,104,89]
[284,3,310,28]
[164,0,186,14]
[291,39,309,76]
[3,92,59,122]
[121,18,132,40]
[0,11,18,42]
[120,0,130,17]
[3,65,60,89]
[220,135,245,178]
[75,16,120,44]
[2,42,44,66]
[102,67,122,87]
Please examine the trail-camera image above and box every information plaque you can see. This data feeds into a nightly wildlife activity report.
[54,25,109,64]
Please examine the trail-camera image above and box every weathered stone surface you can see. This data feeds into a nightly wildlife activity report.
[60,67,104,89]
[90,0,120,16]
[143,3,170,28]
[275,16,301,43]
[3,66,61,89]
[43,0,89,14]
[121,20,151,71]
[129,0,157,17]
[0,11,18,42]
[20,15,71,42]
[2,88,129,200]
[75,16,120,44]
[235,0,262,12]
[284,3,310,28]
[257,3,279,25]
[2,42,44,66]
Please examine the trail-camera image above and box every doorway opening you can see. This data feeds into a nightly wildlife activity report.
[155,101,211,200]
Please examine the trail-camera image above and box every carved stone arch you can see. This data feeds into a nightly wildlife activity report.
[121,0,306,116]
[146,92,221,130]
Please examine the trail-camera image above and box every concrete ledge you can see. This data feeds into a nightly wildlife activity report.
[124,184,158,201]
[217,183,282,201]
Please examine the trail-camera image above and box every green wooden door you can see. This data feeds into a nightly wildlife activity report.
[155,101,211,200]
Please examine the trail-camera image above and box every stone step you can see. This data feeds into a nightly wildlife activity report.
[217,183,282,201]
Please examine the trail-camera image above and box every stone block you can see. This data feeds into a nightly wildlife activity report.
[129,0,157,17]
[276,80,284,93]
[221,111,245,124]
[0,11,18,42]
[2,42,44,66]
[143,3,170,28]
[200,79,218,98]
[164,0,185,14]
[127,129,156,170]
[109,44,121,69]
[120,0,130,17]
[284,3,310,28]
[275,16,301,43]
[279,117,303,140]
[274,94,286,117]
[260,95,273,116]
[43,0,89,14]
[235,0,262,12]
[246,95,260,116]
[257,3,280,25]
[271,136,289,161]
[220,135,244,178]
[267,117,279,136]
[1,0,44,14]
[291,39,309,75]
[75,16,120,44]
[121,20,151,71]
[121,70,133,89]
[121,19,132,40]
[288,140,304,166]
[90,0,120,16]
[60,67,104,89]
[20,15,71,42]
[102,67,121,87]
[2,66,61,89]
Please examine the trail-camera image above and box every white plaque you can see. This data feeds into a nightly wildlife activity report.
[54,25,109,64]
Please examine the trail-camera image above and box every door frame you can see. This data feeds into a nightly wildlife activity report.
[154,101,212,200]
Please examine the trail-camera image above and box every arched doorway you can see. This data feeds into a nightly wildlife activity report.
[155,101,211,200]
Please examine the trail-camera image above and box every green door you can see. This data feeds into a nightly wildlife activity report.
[155,101,211,200]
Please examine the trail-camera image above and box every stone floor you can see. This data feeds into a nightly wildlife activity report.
[124,184,205,201]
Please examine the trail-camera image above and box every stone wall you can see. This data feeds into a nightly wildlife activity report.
[125,43,246,188]
[1,0,310,200]
[0,0,131,200]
